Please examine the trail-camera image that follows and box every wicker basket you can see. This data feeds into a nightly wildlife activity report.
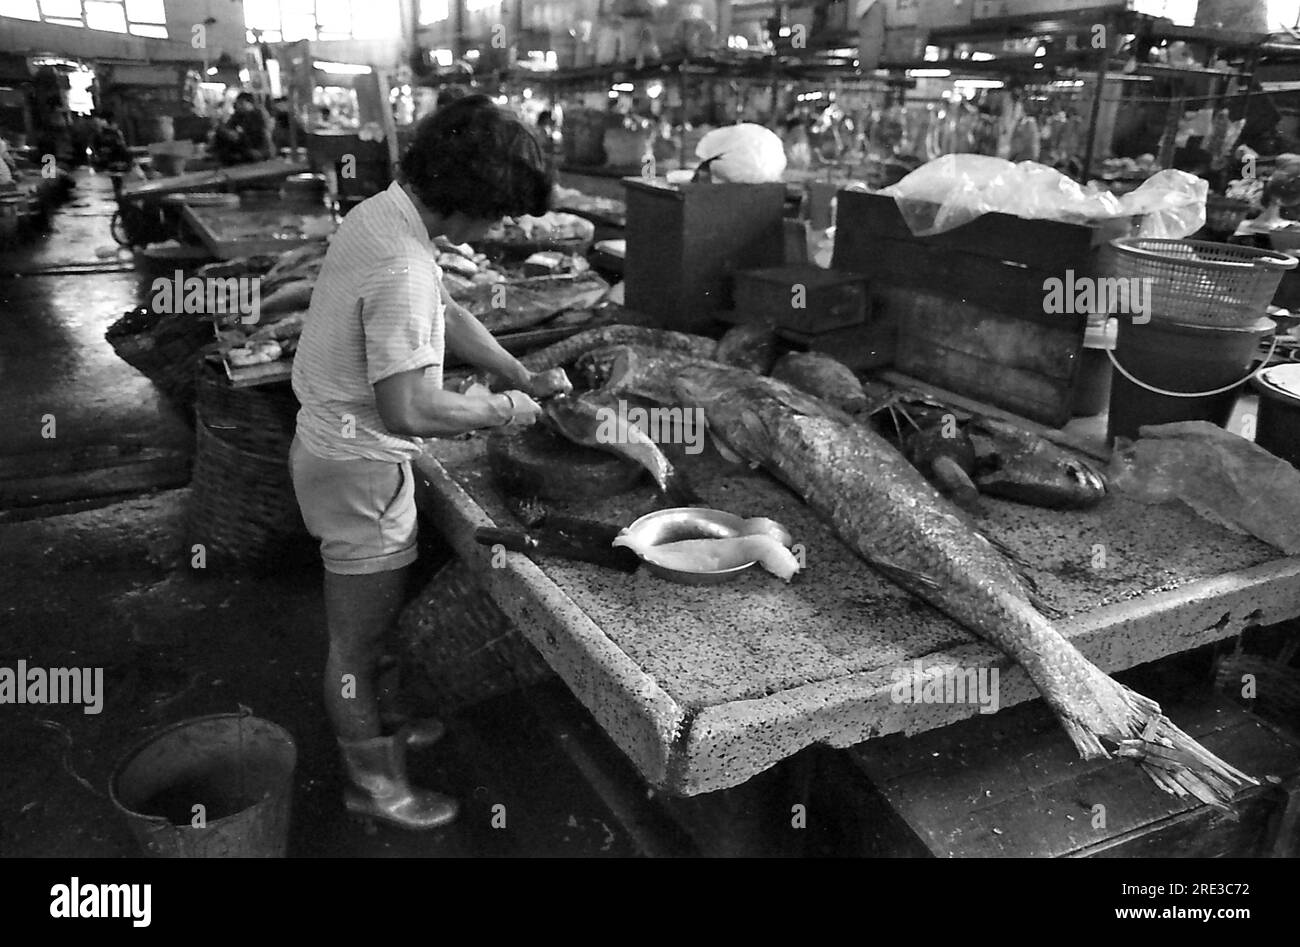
[185,415,311,570]
[195,362,298,456]
[1204,195,1253,234]
[105,308,213,413]
[1108,237,1297,328]
[396,558,554,715]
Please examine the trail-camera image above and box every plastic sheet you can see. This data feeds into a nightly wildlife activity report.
[1107,421,1300,554]
[695,123,787,184]
[880,155,1207,238]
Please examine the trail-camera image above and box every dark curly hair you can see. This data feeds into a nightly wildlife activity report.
[400,94,551,221]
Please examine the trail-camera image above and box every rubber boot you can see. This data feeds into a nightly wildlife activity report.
[375,662,444,749]
[337,729,459,830]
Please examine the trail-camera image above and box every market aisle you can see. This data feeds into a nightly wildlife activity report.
[0,168,192,518]
[0,489,648,856]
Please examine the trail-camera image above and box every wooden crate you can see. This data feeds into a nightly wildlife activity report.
[732,265,868,334]
[848,694,1300,858]
[623,178,786,332]
[833,191,1092,426]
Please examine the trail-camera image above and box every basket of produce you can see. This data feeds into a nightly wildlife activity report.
[185,414,310,569]
[474,211,595,262]
[1203,194,1253,234]
[1108,237,1297,328]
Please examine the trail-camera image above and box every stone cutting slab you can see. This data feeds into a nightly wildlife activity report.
[414,430,1300,796]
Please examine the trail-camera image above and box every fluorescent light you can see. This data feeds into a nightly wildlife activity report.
[612,82,634,92]
[206,66,218,75]
[907,69,951,78]
[971,52,995,62]
[314,61,372,75]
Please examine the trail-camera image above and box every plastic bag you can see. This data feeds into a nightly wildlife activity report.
[879,155,1206,237]
[695,123,787,184]
[1107,421,1300,554]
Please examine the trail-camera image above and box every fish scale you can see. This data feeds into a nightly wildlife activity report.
[588,345,1255,808]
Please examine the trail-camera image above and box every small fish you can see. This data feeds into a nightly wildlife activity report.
[770,351,869,415]
[259,280,314,316]
[969,418,1107,510]
[543,393,698,503]
[715,322,779,374]
[613,533,801,581]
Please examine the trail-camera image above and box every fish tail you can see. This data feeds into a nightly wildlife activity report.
[1054,671,1257,810]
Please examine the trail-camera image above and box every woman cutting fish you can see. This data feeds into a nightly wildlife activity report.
[290,95,571,830]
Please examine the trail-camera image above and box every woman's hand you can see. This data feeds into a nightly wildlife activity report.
[524,367,573,399]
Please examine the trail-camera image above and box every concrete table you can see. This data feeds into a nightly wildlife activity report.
[413,432,1300,798]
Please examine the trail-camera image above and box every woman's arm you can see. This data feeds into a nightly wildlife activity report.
[374,367,540,438]
[440,279,532,388]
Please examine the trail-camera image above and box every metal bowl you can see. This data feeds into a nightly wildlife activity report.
[619,508,793,585]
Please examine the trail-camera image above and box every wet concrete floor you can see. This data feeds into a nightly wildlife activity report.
[0,170,655,857]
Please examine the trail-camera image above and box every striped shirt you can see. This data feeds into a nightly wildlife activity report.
[292,181,445,462]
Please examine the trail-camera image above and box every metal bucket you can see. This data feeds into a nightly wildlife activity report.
[110,714,297,858]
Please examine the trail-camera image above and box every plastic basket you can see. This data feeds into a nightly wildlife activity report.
[1108,237,1296,328]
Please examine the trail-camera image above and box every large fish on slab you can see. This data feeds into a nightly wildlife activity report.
[597,351,1255,809]
[519,324,717,373]
[543,392,699,504]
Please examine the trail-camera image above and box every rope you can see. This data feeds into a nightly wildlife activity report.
[1106,332,1278,398]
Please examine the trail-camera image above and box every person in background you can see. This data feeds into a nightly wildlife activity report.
[290,94,570,831]
[90,111,131,170]
[212,91,274,165]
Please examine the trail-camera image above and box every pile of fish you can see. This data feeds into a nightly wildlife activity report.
[204,237,604,369]
[521,325,1254,809]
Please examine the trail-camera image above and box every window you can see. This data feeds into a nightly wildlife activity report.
[11,0,169,34]
[0,0,41,21]
[418,0,448,27]
[84,1,127,32]
[242,0,400,44]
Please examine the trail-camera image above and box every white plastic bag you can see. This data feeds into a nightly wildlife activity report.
[695,123,787,184]
[880,154,1206,237]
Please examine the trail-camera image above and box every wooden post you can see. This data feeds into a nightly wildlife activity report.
[1082,35,1110,179]
[375,67,401,174]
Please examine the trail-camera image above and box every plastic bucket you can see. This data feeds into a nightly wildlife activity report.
[110,714,297,858]
[1107,316,1274,443]
[1071,316,1117,417]
[1251,363,1300,468]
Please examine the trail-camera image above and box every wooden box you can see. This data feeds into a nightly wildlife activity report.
[732,264,868,334]
[623,178,786,332]
[832,190,1093,426]
[848,694,1300,858]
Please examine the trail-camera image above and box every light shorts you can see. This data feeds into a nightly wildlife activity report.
[289,435,418,575]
